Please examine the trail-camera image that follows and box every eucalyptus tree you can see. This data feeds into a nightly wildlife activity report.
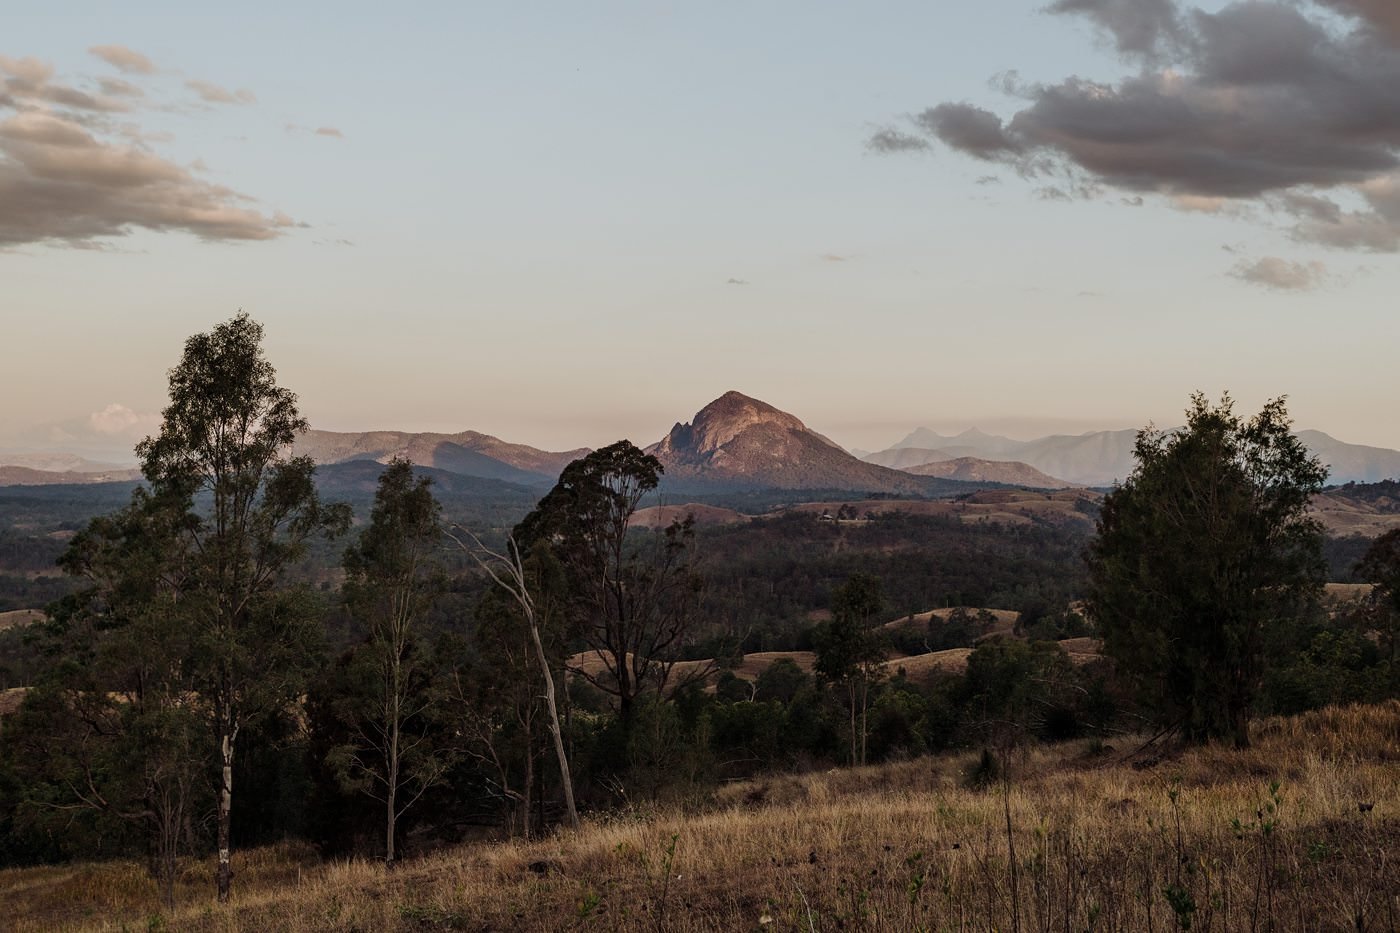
[515,441,706,731]
[137,312,348,901]
[329,459,451,863]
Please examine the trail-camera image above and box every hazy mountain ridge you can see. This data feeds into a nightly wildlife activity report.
[292,429,590,486]
[873,426,1400,486]
[0,453,130,473]
[0,466,143,487]
[903,457,1077,489]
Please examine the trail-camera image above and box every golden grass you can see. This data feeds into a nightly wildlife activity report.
[786,492,1101,530]
[0,609,45,631]
[3,702,1397,932]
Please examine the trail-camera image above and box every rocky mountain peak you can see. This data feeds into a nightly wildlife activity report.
[654,391,824,464]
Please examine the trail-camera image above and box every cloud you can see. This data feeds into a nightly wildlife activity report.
[88,403,160,436]
[866,127,930,153]
[913,104,1023,160]
[1,55,130,113]
[314,126,343,138]
[97,76,144,99]
[869,0,1400,252]
[1229,256,1329,291]
[0,53,293,247]
[88,45,157,75]
[186,79,256,105]
[820,253,849,262]
[725,277,749,285]
[1045,0,1187,62]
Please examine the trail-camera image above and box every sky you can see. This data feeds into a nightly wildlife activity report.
[4,0,1399,463]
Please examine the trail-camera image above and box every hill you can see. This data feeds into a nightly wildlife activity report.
[0,466,143,487]
[647,392,955,495]
[874,426,1400,487]
[904,457,1075,488]
[1310,481,1400,537]
[3,703,1393,931]
[293,429,588,485]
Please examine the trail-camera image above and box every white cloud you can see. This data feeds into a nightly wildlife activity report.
[88,403,160,436]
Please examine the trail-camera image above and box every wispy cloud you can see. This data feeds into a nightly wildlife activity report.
[866,127,930,153]
[186,78,255,105]
[1229,256,1330,291]
[0,50,295,247]
[88,44,157,75]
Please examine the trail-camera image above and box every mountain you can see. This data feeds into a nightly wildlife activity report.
[292,429,589,486]
[893,428,1025,460]
[864,448,959,470]
[0,453,131,472]
[871,430,1140,486]
[647,392,949,494]
[1297,431,1400,484]
[903,457,1076,489]
[873,426,1400,486]
[312,460,539,501]
[0,466,143,487]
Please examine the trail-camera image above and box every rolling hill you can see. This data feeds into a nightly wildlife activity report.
[292,429,589,486]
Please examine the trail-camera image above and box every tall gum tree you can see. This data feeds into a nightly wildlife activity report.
[137,313,348,901]
[331,459,451,864]
[516,441,707,732]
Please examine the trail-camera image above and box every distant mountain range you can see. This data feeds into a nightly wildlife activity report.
[290,429,590,487]
[865,426,1400,487]
[0,465,142,486]
[5,396,1397,493]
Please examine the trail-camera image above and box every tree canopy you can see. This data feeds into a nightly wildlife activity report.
[1086,393,1326,747]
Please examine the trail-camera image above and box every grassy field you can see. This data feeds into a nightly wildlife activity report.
[1,702,1396,931]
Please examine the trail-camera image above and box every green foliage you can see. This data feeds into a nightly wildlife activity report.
[962,637,1082,742]
[319,460,452,862]
[3,490,210,904]
[519,441,704,727]
[135,312,349,899]
[1087,393,1326,746]
[814,573,887,766]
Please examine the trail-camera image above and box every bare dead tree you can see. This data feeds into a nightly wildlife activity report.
[446,527,579,831]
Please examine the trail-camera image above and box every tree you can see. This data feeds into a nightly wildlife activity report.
[447,531,580,832]
[1356,529,1400,667]
[7,491,206,908]
[814,573,887,766]
[137,312,348,901]
[517,441,706,730]
[1086,393,1326,747]
[327,459,451,864]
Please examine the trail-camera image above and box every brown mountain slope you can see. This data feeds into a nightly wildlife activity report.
[293,429,588,483]
[646,392,937,494]
[904,457,1077,489]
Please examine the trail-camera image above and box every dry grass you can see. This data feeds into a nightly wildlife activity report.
[787,492,1101,530]
[3,702,1397,932]
[0,609,45,631]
